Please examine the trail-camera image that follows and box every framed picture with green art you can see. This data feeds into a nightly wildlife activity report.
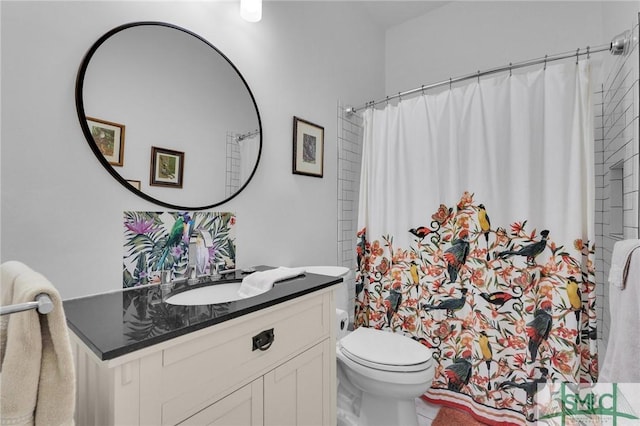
[87,117,125,166]
[150,146,184,188]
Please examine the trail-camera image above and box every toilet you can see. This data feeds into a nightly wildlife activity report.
[303,266,434,426]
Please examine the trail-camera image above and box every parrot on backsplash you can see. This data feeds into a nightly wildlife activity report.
[498,230,549,265]
[157,212,192,271]
[526,301,553,363]
[444,236,470,283]
[194,232,210,276]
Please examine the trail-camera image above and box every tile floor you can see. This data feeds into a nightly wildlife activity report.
[415,398,440,426]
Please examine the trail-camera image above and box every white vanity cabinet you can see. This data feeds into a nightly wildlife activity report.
[70,288,337,426]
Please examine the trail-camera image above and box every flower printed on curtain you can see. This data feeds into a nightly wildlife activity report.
[123,211,236,288]
[355,192,597,425]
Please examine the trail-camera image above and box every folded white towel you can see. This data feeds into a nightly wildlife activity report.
[237,267,305,298]
[608,239,640,289]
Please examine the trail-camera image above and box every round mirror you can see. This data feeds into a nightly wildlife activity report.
[76,22,262,210]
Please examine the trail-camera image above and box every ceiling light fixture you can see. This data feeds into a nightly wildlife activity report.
[240,0,262,22]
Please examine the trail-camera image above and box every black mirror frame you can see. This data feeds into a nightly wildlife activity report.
[75,21,262,210]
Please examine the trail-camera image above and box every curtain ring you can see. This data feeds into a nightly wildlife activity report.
[575,48,580,64]
[477,70,480,84]
[509,62,512,77]
[544,54,548,70]
[586,46,591,59]
[421,85,425,96]
[398,92,402,102]
[386,96,389,105]
[449,78,452,90]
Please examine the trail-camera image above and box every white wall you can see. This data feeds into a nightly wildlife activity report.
[0,1,386,299]
[384,1,608,95]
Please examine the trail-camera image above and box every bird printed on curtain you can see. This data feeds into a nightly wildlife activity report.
[478,204,492,261]
[478,331,494,390]
[479,287,523,310]
[444,236,470,283]
[498,367,549,405]
[498,229,550,265]
[526,300,553,363]
[444,350,473,392]
[421,288,468,317]
[354,192,597,425]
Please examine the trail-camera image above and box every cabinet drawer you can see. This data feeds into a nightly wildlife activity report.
[149,290,332,425]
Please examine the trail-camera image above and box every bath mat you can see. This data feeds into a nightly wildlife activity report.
[432,406,488,426]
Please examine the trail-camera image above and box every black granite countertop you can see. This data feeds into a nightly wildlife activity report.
[64,267,341,361]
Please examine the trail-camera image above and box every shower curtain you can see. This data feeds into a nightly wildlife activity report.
[238,133,260,184]
[355,61,598,425]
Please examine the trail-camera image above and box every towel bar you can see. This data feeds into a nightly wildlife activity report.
[0,293,54,316]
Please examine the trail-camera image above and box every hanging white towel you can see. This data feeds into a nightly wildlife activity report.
[608,239,640,289]
[0,262,75,426]
[237,267,305,298]
[599,248,640,383]
[0,261,31,367]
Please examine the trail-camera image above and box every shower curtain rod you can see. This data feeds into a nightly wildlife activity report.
[347,33,631,114]
[235,128,260,142]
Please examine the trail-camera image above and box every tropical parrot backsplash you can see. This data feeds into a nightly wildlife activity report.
[355,192,597,424]
[123,211,236,288]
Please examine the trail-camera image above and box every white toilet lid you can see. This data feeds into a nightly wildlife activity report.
[339,327,432,372]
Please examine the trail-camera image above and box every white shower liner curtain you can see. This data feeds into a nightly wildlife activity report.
[355,61,597,425]
[238,133,260,184]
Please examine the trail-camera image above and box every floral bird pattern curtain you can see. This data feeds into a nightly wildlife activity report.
[355,62,597,425]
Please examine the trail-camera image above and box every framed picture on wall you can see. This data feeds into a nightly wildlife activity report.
[150,147,184,188]
[87,117,126,166]
[292,116,324,178]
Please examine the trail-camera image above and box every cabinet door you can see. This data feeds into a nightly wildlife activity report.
[178,378,263,426]
[264,340,331,426]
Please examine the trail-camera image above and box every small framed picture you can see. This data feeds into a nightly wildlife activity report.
[126,180,141,190]
[150,147,184,188]
[87,117,125,166]
[292,116,324,178]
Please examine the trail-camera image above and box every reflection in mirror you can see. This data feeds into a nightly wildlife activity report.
[76,22,261,209]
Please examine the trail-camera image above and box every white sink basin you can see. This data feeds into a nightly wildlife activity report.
[165,282,245,306]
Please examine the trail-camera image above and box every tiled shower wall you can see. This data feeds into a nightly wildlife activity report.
[595,20,639,348]
[337,102,363,274]
[225,132,241,197]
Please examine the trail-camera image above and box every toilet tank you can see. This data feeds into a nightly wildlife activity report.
[303,266,355,326]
